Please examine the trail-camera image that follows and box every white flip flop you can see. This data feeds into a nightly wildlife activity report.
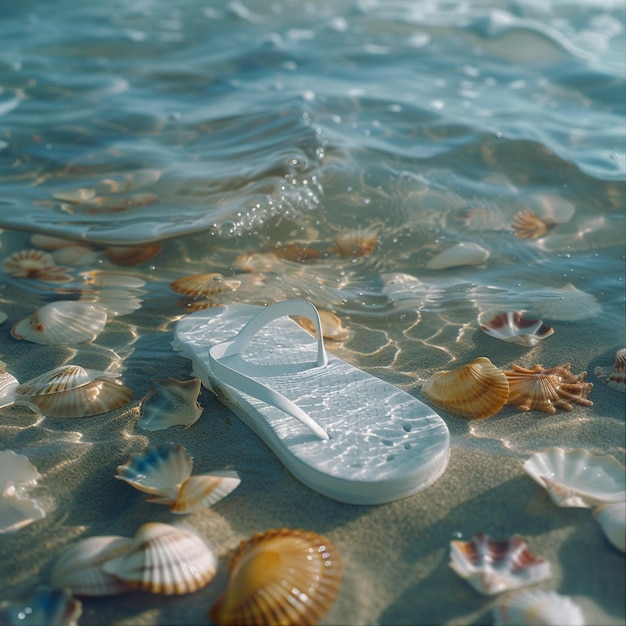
[173,300,449,505]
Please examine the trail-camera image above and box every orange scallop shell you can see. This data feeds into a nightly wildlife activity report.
[331,228,378,257]
[421,357,509,419]
[210,528,342,626]
[105,243,163,266]
[512,210,554,239]
[169,273,241,298]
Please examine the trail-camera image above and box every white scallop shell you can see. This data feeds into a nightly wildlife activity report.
[137,378,203,432]
[171,471,241,514]
[593,500,626,553]
[51,535,135,596]
[0,449,41,487]
[101,522,217,595]
[11,301,108,345]
[523,448,625,508]
[493,589,585,626]
[594,348,626,393]
[0,586,82,626]
[115,443,193,504]
[425,242,489,270]
[529,283,601,321]
[13,365,133,418]
[0,368,20,409]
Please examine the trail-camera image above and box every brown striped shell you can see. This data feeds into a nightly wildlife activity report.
[1,249,72,282]
[104,243,163,266]
[331,228,378,257]
[210,528,342,626]
[171,471,241,514]
[512,210,554,239]
[421,357,509,419]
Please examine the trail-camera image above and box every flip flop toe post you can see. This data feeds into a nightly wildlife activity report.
[173,300,449,505]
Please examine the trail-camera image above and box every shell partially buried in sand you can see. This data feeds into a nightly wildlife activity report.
[421,357,509,419]
[479,311,554,347]
[594,348,626,393]
[210,528,342,626]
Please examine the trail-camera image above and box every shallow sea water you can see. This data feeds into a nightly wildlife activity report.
[0,0,625,625]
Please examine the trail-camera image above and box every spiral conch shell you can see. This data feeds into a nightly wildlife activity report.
[421,357,509,419]
[211,528,342,626]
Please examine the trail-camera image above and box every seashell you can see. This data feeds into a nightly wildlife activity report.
[137,377,203,432]
[0,310,7,325]
[115,443,193,505]
[493,589,585,626]
[529,283,601,321]
[331,228,378,257]
[78,288,144,317]
[534,194,576,225]
[51,535,135,596]
[52,245,100,266]
[268,244,321,262]
[504,363,593,414]
[593,500,626,552]
[171,471,241,514]
[293,309,351,342]
[479,311,554,347]
[0,367,20,409]
[1,249,72,282]
[449,532,551,596]
[101,522,217,595]
[512,210,554,239]
[0,585,83,626]
[104,243,163,266]
[52,187,96,203]
[13,365,133,418]
[233,251,280,273]
[421,357,509,419]
[425,241,489,270]
[210,528,342,626]
[11,301,108,345]
[594,348,626,393]
[0,449,41,487]
[169,273,241,298]
[523,448,625,508]
[80,270,147,289]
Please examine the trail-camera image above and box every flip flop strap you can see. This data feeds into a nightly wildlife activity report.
[208,300,330,440]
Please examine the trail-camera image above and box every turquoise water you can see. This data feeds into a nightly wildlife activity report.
[0,0,624,624]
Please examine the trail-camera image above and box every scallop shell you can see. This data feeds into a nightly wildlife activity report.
[0,368,20,410]
[101,522,217,595]
[13,365,133,418]
[421,357,509,419]
[210,528,342,626]
[171,471,241,514]
[504,363,593,414]
[512,210,554,239]
[529,283,601,321]
[293,310,352,342]
[11,301,108,345]
[425,242,489,270]
[449,532,551,596]
[331,228,378,257]
[523,448,625,508]
[0,586,83,626]
[493,589,585,626]
[115,443,193,505]
[594,348,626,393]
[137,378,203,432]
[169,273,241,298]
[593,500,626,552]
[268,244,321,262]
[104,243,163,266]
[233,251,280,273]
[479,312,554,347]
[51,535,135,596]
[1,249,72,282]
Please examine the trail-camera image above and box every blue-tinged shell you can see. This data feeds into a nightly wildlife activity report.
[137,377,203,431]
[0,586,82,626]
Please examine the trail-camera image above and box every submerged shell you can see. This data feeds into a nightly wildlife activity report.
[102,522,217,595]
[137,378,203,432]
[169,273,241,298]
[13,365,133,418]
[52,187,97,203]
[504,363,593,414]
[594,348,626,393]
[233,251,280,273]
[449,533,551,596]
[593,500,626,552]
[332,228,378,257]
[293,310,351,342]
[512,210,554,239]
[105,243,163,267]
[479,312,554,347]
[268,244,321,262]
[211,528,342,626]
[171,471,241,514]
[11,301,108,345]
[1,249,72,282]
[0,366,19,410]
[530,283,601,321]
[115,443,193,504]
[51,535,135,596]
[52,245,100,267]
[422,357,509,419]
[523,448,625,508]
[493,589,585,626]
[0,586,83,626]
[425,242,489,270]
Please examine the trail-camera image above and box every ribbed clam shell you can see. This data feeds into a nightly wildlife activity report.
[1,249,72,282]
[523,448,625,508]
[425,241,490,270]
[104,243,163,266]
[210,528,342,626]
[594,348,626,393]
[0,586,83,626]
[332,228,378,257]
[0,366,19,409]
[493,590,585,626]
[293,310,351,342]
[421,357,509,419]
[171,471,241,514]
[169,273,241,298]
[13,365,133,418]
[449,533,551,596]
[593,500,626,552]
[512,210,554,239]
[504,363,593,414]
[51,535,135,596]
[115,443,193,504]
[137,378,203,432]
[101,522,217,595]
[11,301,108,345]
[479,312,554,347]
